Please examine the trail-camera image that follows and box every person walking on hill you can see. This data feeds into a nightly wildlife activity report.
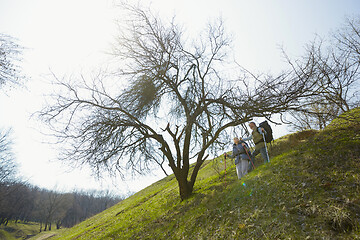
[224,137,251,180]
[241,122,270,167]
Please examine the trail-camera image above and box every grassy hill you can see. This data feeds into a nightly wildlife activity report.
[0,221,40,240]
[47,108,360,240]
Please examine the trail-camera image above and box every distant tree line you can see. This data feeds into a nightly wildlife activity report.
[0,129,121,231]
[0,33,122,231]
[0,179,122,231]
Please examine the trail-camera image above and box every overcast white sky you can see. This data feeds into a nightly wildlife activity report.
[0,0,359,196]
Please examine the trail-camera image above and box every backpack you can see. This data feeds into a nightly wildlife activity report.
[258,121,274,143]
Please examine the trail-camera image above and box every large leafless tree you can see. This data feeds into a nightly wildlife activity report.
[40,5,315,199]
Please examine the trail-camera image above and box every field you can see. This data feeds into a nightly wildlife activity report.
[18,108,360,239]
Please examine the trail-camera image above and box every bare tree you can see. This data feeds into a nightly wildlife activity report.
[52,193,73,230]
[335,17,360,70]
[284,16,360,129]
[0,33,23,89]
[0,33,23,206]
[38,190,70,231]
[39,5,315,200]
[0,128,16,183]
[288,100,340,130]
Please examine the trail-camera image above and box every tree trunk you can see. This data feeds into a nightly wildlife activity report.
[177,173,194,200]
[56,220,61,229]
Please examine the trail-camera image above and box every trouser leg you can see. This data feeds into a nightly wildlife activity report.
[241,159,249,176]
[252,149,260,160]
[235,163,242,179]
[249,149,260,171]
[248,159,253,172]
[260,147,269,163]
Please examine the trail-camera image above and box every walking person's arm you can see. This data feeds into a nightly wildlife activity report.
[224,145,238,159]
[232,143,243,158]
[258,127,266,135]
[241,136,252,141]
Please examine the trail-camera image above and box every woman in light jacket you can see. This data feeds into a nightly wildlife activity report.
[225,137,251,179]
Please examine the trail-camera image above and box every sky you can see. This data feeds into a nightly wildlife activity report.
[0,0,359,196]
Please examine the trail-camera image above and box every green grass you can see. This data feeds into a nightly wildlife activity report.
[0,221,40,240]
[50,108,360,239]
[28,229,65,240]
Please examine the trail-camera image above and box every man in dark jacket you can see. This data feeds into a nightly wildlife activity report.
[225,137,251,179]
[241,122,270,165]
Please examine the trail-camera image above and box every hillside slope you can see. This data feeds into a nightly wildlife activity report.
[0,221,40,240]
[50,108,360,240]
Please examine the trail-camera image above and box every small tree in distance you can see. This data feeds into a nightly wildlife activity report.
[39,4,314,200]
[0,128,16,183]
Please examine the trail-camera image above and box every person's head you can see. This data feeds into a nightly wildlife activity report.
[233,137,240,144]
[249,122,257,130]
